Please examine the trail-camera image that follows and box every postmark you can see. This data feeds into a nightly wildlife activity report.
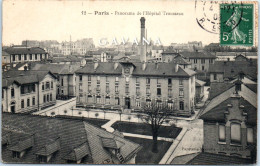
[195,1,220,34]
[220,3,254,46]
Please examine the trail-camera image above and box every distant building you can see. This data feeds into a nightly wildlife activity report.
[31,64,81,98]
[86,48,118,62]
[180,51,216,72]
[75,61,196,117]
[2,46,49,64]
[195,79,206,102]
[2,70,57,113]
[61,38,94,56]
[48,55,86,66]
[2,113,141,164]
[208,60,257,83]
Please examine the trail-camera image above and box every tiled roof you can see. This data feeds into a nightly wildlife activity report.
[2,50,10,56]
[209,82,234,100]
[35,138,60,156]
[187,152,253,164]
[245,84,257,93]
[4,47,47,55]
[76,62,196,77]
[8,136,34,152]
[2,113,141,164]
[31,64,80,75]
[200,84,257,125]
[180,51,216,59]
[2,70,56,88]
[63,143,89,161]
[208,61,257,80]
[84,122,142,164]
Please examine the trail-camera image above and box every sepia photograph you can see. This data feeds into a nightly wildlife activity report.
[1,0,258,164]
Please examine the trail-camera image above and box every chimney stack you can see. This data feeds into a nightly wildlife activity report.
[94,62,99,70]
[140,17,146,62]
[175,64,179,72]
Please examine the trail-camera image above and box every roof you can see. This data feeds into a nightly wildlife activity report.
[209,82,234,100]
[63,143,89,161]
[8,135,34,152]
[2,113,141,164]
[49,55,83,63]
[31,64,80,75]
[76,62,196,77]
[4,46,47,55]
[170,54,191,65]
[187,152,253,164]
[2,70,56,88]
[180,51,216,59]
[200,84,257,125]
[208,61,257,80]
[195,79,206,87]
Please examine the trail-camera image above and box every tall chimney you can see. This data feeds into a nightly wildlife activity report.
[140,17,146,62]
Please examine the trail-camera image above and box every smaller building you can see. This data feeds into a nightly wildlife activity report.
[2,70,57,113]
[3,46,49,64]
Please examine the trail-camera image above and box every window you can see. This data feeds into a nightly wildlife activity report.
[35,54,37,60]
[201,59,205,64]
[46,82,50,90]
[157,88,161,96]
[115,77,119,82]
[214,74,217,80]
[21,100,24,108]
[88,95,93,103]
[106,76,109,82]
[2,89,4,99]
[21,86,25,94]
[202,66,205,71]
[27,98,30,107]
[168,101,174,109]
[115,97,120,105]
[50,94,52,101]
[106,83,109,93]
[146,78,150,84]
[32,97,35,105]
[194,59,197,64]
[51,82,53,89]
[179,79,183,86]
[12,55,15,62]
[247,128,253,144]
[18,55,21,61]
[47,94,49,102]
[88,84,91,92]
[209,59,213,64]
[61,90,64,94]
[24,54,27,60]
[136,87,140,95]
[105,97,110,104]
[97,85,100,92]
[168,88,172,97]
[219,125,226,142]
[125,77,129,83]
[231,123,241,144]
[146,99,151,107]
[115,86,119,93]
[11,88,15,97]
[125,86,129,94]
[156,100,162,108]
[97,76,100,84]
[146,85,150,95]
[96,96,101,103]
[43,95,46,103]
[168,78,172,85]
[42,83,45,91]
[136,77,139,83]
[30,54,32,60]
[179,101,184,110]
[179,88,184,96]
[12,151,20,158]
[88,76,91,81]
[61,79,64,86]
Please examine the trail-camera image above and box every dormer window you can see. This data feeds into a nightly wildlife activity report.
[35,138,60,163]
[12,151,21,158]
[64,143,89,164]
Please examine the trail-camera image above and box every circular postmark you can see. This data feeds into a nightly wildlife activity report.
[195,1,220,34]
[195,1,244,34]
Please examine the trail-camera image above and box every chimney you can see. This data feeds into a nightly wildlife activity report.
[140,17,146,62]
[114,62,118,70]
[94,62,99,70]
[175,64,179,72]
[142,62,146,71]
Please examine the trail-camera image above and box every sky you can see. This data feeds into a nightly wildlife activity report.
[3,0,220,46]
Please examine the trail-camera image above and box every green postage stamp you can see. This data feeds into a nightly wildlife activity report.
[220,3,254,46]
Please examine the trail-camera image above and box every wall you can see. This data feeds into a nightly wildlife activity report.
[210,73,224,83]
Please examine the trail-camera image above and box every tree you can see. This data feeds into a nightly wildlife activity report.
[141,102,172,153]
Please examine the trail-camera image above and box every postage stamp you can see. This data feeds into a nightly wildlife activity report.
[220,3,254,46]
